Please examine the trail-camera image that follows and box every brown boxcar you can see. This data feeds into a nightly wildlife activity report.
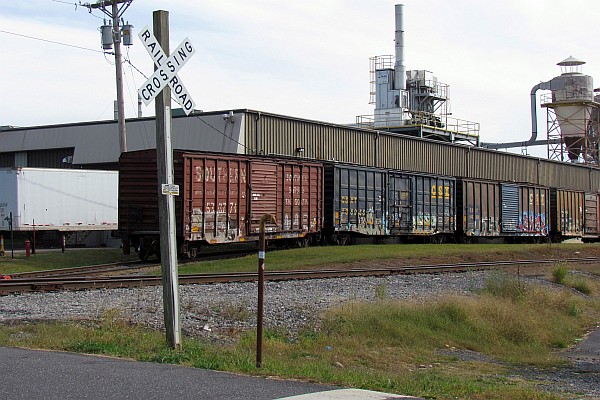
[119,150,323,259]
[549,188,584,240]
[457,179,549,241]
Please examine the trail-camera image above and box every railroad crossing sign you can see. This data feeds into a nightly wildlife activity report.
[138,26,196,115]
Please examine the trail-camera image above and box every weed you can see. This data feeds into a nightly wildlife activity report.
[570,278,592,295]
[375,284,387,301]
[552,265,569,284]
[482,271,529,301]
[217,302,251,321]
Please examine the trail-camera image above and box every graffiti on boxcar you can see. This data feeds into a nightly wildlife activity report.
[518,211,548,235]
[190,207,242,240]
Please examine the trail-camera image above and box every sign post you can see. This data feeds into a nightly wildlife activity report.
[257,214,275,368]
[138,10,196,349]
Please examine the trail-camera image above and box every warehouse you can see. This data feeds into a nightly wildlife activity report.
[1,109,598,192]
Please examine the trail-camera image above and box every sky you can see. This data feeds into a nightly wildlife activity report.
[1,0,599,158]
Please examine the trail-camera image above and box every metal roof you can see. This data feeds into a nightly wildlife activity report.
[0,111,246,164]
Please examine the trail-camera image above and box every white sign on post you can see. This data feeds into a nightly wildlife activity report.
[138,26,196,115]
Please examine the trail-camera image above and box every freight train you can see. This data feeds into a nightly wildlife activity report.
[118,149,600,260]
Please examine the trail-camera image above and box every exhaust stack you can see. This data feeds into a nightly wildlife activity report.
[394,4,406,90]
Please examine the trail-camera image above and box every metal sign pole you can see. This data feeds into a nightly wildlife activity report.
[10,212,13,259]
[257,214,275,368]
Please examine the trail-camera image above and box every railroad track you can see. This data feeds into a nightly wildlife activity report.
[4,248,256,280]
[1,257,599,294]
[6,262,155,279]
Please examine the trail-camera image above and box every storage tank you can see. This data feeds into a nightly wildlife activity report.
[547,57,595,161]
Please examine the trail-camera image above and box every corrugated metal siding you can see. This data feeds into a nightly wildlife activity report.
[519,186,549,235]
[243,111,600,192]
[457,179,501,237]
[184,155,249,243]
[411,174,455,235]
[118,149,185,238]
[550,189,584,237]
[0,153,13,168]
[324,164,387,236]
[501,185,520,233]
[246,113,376,165]
[378,135,466,176]
[27,148,75,168]
[585,193,600,236]
[277,162,323,234]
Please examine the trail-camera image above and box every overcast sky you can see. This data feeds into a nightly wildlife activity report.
[1,0,598,157]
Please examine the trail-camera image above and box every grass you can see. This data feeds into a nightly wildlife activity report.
[1,270,599,399]
[178,242,600,274]
[2,242,600,276]
[0,248,139,274]
[551,263,597,295]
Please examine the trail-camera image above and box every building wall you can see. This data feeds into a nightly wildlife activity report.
[244,110,600,192]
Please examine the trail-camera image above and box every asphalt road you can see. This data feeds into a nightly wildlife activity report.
[0,347,337,400]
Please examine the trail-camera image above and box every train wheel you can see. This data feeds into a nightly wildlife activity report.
[138,244,150,261]
[297,238,309,248]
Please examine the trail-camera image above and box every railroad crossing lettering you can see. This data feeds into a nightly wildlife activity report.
[138,26,196,114]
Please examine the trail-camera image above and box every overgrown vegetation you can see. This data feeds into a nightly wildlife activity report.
[1,270,599,399]
[551,264,597,295]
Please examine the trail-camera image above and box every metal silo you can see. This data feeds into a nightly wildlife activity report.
[541,57,600,164]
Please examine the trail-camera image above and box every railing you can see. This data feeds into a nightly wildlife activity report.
[355,111,480,139]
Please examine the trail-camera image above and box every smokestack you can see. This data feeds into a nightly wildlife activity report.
[394,4,406,91]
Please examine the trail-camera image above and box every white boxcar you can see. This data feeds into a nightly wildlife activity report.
[0,168,118,231]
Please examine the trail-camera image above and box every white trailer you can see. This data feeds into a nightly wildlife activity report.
[0,168,118,232]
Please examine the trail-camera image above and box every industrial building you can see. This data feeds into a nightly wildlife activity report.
[1,3,599,248]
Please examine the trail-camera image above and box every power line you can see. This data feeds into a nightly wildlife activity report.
[0,29,110,54]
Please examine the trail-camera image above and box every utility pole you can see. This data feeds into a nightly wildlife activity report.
[153,10,181,350]
[86,0,132,154]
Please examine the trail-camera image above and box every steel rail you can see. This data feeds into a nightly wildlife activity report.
[1,257,599,295]
[8,262,152,279]
[6,249,256,280]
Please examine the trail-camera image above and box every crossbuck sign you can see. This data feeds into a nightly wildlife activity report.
[138,26,196,115]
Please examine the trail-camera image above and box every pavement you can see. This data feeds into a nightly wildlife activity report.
[0,347,421,400]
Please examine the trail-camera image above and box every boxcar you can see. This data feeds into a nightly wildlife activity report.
[323,163,455,243]
[501,184,549,239]
[549,189,584,240]
[388,171,455,241]
[119,150,323,259]
[457,179,549,241]
[323,163,387,243]
[456,179,501,240]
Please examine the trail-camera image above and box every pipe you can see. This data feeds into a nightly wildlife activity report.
[529,81,553,146]
[394,4,406,91]
[483,78,564,150]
